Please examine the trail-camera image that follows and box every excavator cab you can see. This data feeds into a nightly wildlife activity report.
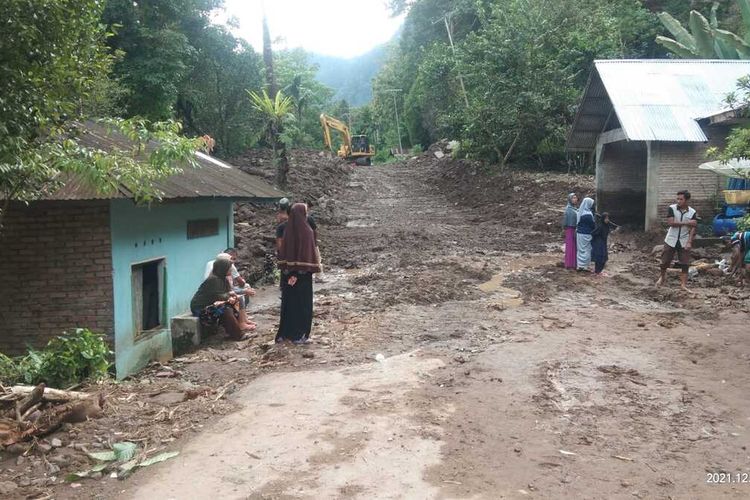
[351,135,370,154]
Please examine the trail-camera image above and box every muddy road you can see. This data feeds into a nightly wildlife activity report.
[92,159,750,498]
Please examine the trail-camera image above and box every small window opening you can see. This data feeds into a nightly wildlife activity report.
[187,218,219,239]
[131,259,166,338]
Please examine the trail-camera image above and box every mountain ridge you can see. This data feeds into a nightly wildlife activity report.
[311,44,388,107]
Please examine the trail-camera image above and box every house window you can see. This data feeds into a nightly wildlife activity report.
[187,218,219,239]
[131,259,166,337]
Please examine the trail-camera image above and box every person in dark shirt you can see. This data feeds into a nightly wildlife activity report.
[591,212,616,276]
[729,231,750,286]
[190,258,248,340]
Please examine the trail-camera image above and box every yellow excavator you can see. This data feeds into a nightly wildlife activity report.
[320,113,375,166]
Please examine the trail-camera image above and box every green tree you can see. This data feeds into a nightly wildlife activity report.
[1,0,112,176]
[275,49,335,147]
[102,0,221,119]
[708,76,750,176]
[372,0,660,166]
[249,90,294,187]
[177,25,265,156]
[0,0,208,228]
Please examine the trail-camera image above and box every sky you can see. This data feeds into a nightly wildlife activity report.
[218,0,404,59]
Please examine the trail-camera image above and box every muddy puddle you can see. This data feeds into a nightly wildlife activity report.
[478,273,524,308]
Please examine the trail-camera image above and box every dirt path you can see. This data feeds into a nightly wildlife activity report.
[119,161,750,499]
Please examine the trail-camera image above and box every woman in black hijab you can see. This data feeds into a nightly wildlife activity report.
[190,257,248,340]
[276,203,322,343]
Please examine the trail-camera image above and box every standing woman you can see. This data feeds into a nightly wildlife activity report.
[576,197,596,271]
[277,203,322,343]
[562,193,579,269]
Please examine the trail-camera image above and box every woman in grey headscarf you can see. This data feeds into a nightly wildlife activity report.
[562,193,579,269]
[576,197,596,271]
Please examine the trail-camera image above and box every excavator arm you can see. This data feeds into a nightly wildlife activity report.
[320,113,352,157]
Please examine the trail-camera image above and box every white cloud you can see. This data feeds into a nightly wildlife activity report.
[217,0,404,59]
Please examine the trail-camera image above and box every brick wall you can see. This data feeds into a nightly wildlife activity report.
[596,140,648,226]
[0,201,113,355]
[656,126,727,219]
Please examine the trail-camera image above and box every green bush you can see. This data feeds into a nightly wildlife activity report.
[36,329,112,388]
[0,329,112,388]
[372,148,393,164]
[738,214,750,231]
[0,353,20,385]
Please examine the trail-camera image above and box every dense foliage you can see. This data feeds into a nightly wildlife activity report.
[0,0,111,206]
[360,0,744,168]
[656,0,750,58]
[100,2,337,157]
[0,329,111,388]
[0,0,207,229]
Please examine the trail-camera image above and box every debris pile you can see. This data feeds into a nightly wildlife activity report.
[423,149,593,232]
[0,384,103,447]
[230,148,354,284]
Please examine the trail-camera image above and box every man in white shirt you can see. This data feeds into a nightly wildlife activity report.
[656,190,698,291]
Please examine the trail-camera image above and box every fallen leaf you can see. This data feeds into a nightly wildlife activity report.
[113,442,137,461]
[138,451,180,467]
[87,451,116,462]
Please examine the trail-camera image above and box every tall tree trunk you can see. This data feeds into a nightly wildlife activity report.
[499,131,521,170]
[271,125,288,188]
[276,145,289,189]
[262,17,278,98]
[263,16,285,186]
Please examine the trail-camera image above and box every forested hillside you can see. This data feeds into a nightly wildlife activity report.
[351,0,745,168]
[4,0,748,191]
[311,45,388,107]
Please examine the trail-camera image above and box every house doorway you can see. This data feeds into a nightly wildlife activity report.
[131,259,166,337]
[596,141,648,228]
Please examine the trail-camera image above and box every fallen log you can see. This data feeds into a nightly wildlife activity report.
[0,385,93,403]
[17,384,45,415]
[0,393,105,446]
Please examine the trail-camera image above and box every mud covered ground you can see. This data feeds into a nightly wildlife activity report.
[3,149,750,499]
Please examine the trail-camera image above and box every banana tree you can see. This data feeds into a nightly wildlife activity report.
[656,0,750,59]
[248,89,294,187]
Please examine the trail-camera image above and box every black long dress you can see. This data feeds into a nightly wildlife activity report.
[276,271,313,342]
[592,218,615,267]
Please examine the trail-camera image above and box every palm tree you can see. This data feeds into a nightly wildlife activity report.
[248,89,293,187]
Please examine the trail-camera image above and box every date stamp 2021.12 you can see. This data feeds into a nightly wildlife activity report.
[706,472,750,484]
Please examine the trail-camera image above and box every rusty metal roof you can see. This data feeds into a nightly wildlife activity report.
[45,122,285,201]
[567,60,750,151]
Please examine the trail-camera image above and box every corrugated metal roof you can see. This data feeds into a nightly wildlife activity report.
[567,59,750,151]
[44,122,285,201]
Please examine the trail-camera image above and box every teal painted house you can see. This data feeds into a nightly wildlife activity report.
[0,126,283,378]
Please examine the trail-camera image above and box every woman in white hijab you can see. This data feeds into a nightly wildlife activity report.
[576,197,596,271]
